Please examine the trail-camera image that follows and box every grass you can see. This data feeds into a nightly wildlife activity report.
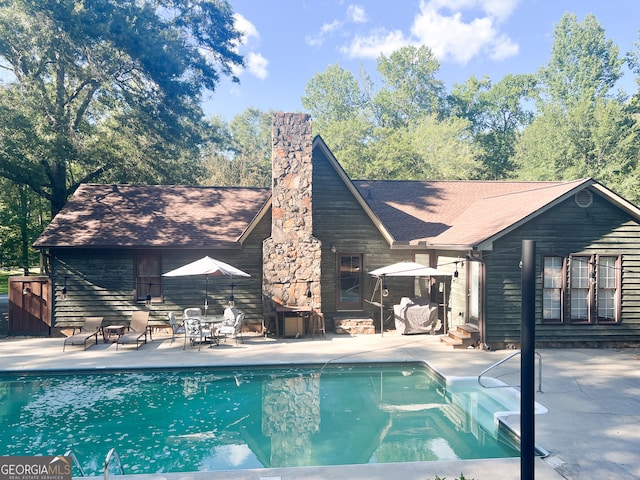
[0,269,28,295]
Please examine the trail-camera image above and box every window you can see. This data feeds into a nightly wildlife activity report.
[543,256,564,322]
[567,255,621,323]
[135,253,162,303]
[597,256,619,322]
[336,254,362,310]
[570,256,591,322]
[542,254,621,324]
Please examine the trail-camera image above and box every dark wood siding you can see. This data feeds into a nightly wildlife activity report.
[483,192,640,347]
[311,148,417,317]
[50,211,272,329]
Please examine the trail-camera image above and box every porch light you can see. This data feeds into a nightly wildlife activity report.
[62,277,68,300]
[382,275,389,297]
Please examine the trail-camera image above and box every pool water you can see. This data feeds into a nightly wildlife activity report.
[0,363,520,476]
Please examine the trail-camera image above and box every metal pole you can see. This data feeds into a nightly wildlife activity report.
[521,240,536,480]
[380,276,384,337]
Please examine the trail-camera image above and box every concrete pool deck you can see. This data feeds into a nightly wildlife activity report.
[1,330,639,480]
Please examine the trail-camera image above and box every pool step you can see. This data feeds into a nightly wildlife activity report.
[440,323,480,349]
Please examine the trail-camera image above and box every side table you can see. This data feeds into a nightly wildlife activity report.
[104,325,125,343]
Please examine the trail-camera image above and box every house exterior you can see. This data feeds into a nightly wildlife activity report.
[33,112,640,349]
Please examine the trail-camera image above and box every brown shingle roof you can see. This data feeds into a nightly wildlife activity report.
[34,184,270,248]
[354,179,591,247]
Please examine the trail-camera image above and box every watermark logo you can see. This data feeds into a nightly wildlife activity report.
[0,456,71,480]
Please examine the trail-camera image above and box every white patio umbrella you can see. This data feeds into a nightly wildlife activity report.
[369,261,451,336]
[369,261,450,277]
[163,256,250,315]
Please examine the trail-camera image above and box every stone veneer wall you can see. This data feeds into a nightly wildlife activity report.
[263,113,322,311]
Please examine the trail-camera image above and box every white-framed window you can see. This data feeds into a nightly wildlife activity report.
[542,256,564,322]
[568,255,621,323]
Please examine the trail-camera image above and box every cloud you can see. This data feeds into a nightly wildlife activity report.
[233,13,259,43]
[346,5,369,23]
[246,52,269,79]
[339,0,520,65]
[306,3,370,48]
[232,13,269,80]
[341,29,408,59]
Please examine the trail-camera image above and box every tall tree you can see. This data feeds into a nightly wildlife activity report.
[449,74,537,179]
[0,0,243,216]
[539,12,623,108]
[301,64,373,177]
[373,45,445,128]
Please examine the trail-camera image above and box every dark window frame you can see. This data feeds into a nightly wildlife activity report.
[542,255,565,324]
[566,254,621,324]
[336,253,363,311]
[134,252,163,303]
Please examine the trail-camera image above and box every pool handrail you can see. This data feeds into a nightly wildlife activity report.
[477,350,543,393]
[104,447,125,479]
[64,449,86,477]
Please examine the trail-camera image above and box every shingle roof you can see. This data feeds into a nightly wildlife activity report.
[354,179,591,247]
[35,178,599,251]
[34,184,271,248]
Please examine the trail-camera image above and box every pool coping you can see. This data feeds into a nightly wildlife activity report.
[2,331,639,479]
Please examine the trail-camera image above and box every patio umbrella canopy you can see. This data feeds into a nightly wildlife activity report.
[163,256,250,315]
[368,261,451,336]
[369,261,450,277]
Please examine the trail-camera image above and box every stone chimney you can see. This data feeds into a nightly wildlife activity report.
[263,113,322,310]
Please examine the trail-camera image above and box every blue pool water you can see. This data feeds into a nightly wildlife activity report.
[0,363,520,476]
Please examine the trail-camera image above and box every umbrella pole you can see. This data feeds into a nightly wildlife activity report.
[380,276,384,337]
[204,276,208,316]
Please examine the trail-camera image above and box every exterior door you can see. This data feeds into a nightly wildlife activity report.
[467,261,482,326]
[336,254,363,310]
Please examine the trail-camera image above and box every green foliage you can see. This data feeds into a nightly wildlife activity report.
[539,13,623,107]
[201,108,273,187]
[0,0,243,215]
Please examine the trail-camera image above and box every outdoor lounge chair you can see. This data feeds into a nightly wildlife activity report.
[183,318,212,351]
[116,311,150,350]
[216,311,244,345]
[62,316,104,351]
[168,312,185,344]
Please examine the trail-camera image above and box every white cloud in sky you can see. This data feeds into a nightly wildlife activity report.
[347,5,369,24]
[246,52,269,79]
[306,3,371,49]
[232,13,269,80]
[233,13,259,43]
[342,29,408,59]
[340,0,520,65]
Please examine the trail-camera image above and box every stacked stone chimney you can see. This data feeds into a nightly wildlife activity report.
[263,113,322,310]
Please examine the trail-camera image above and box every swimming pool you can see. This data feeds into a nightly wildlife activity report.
[0,363,521,476]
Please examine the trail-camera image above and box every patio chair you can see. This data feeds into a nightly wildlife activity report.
[168,312,185,344]
[62,316,104,351]
[183,308,202,321]
[183,317,212,351]
[217,311,244,345]
[116,311,150,350]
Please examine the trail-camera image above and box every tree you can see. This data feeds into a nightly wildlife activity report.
[202,108,272,187]
[373,45,445,128]
[0,0,243,216]
[449,74,537,179]
[539,13,623,108]
[301,64,373,177]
